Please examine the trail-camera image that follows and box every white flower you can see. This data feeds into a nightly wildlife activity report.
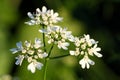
[74,37,86,47]
[27,57,33,63]
[25,6,62,26]
[38,52,48,58]
[60,27,74,41]
[25,11,41,25]
[24,41,31,48]
[41,8,62,26]
[25,12,36,25]
[39,6,47,15]
[47,10,63,24]
[70,48,80,56]
[39,29,47,33]
[10,42,23,54]
[48,39,54,44]
[27,60,43,73]
[34,38,43,49]
[44,26,73,50]
[79,54,95,69]
[84,34,96,46]
[15,55,24,66]
[27,12,34,19]
[81,43,87,50]
[27,50,34,55]
[58,41,69,50]
[88,44,102,57]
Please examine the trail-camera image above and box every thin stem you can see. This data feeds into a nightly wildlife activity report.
[43,59,47,80]
[48,43,54,57]
[49,54,70,60]
[43,43,54,80]
[42,25,46,52]
[42,25,47,80]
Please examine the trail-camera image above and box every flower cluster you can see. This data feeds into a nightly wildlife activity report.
[39,26,74,50]
[70,34,102,69]
[25,6,62,26]
[10,6,102,74]
[10,38,48,73]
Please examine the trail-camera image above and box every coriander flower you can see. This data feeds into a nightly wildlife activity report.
[69,34,102,69]
[25,12,41,25]
[25,6,62,26]
[38,52,48,58]
[10,38,48,73]
[28,60,43,73]
[45,9,63,26]
[34,38,43,49]
[88,44,102,57]
[40,26,73,50]
[10,42,23,54]
[15,55,24,66]
[70,48,80,56]
[36,6,47,15]
[58,41,69,50]
[84,34,96,46]
[79,53,95,69]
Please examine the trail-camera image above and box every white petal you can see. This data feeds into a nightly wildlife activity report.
[56,17,63,21]
[28,62,35,73]
[25,20,36,25]
[27,50,34,55]
[68,35,75,42]
[16,42,22,49]
[79,60,85,69]
[27,12,34,19]
[94,52,102,57]
[38,53,48,58]
[62,42,69,50]
[36,8,40,13]
[39,29,47,33]
[25,41,31,47]
[69,51,75,55]
[54,13,59,17]
[34,38,42,49]
[84,34,90,40]
[15,55,24,66]
[88,59,95,65]
[86,63,90,69]
[10,48,18,54]
[42,6,47,13]
[96,47,101,51]
[42,52,48,58]
[35,62,43,70]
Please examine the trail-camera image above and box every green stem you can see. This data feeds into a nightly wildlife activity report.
[43,59,47,80]
[43,43,54,80]
[48,43,54,57]
[49,54,70,60]
[42,25,46,52]
[42,25,47,80]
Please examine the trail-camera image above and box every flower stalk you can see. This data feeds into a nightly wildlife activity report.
[43,59,47,80]
[49,54,70,60]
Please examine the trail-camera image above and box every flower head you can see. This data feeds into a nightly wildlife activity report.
[40,26,73,50]
[70,34,102,69]
[25,6,62,26]
[10,38,48,73]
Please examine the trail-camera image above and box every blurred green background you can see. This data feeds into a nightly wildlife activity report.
[0,0,120,80]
